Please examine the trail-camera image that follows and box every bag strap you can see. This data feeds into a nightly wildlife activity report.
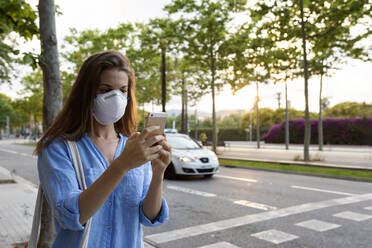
[28,185,43,248]
[29,141,92,248]
[67,141,92,248]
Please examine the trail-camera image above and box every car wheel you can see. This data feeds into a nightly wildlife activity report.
[204,174,214,178]
[164,163,177,180]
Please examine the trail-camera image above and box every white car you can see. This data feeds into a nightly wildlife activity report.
[164,133,219,179]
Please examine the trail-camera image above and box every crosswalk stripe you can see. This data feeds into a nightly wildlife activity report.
[198,241,241,248]
[167,185,216,197]
[145,193,372,244]
[234,200,277,211]
[291,185,357,196]
[214,175,257,183]
[0,148,36,159]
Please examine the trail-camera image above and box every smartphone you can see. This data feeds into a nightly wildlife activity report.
[145,112,168,135]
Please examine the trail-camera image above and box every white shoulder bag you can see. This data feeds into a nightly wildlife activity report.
[29,141,92,248]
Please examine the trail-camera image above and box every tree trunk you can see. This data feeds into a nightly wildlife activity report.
[161,47,166,112]
[194,108,198,140]
[285,81,289,150]
[181,74,185,133]
[318,72,323,151]
[185,80,188,135]
[38,0,62,247]
[142,102,145,129]
[255,82,260,149]
[300,0,311,161]
[211,53,217,154]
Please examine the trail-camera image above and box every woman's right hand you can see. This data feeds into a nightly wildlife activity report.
[116,126,165,171]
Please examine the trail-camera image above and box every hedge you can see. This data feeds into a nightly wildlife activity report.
[262,117,372,145]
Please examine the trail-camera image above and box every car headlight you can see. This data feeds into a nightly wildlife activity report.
[211,153,219,161]
[178,156,193,163]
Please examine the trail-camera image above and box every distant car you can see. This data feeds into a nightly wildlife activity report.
[164,133,219,179]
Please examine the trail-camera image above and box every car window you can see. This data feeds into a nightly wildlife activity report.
[167,135,201,149]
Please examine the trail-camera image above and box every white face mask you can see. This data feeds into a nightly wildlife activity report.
[93,89,128,125]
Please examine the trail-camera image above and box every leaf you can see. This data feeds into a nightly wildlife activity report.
[303,0,310,8]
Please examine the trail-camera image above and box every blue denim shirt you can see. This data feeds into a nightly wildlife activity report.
[37,133,169,248]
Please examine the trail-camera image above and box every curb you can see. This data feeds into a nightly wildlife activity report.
[218,157,372,172]
[218,160,372,183]
[219,164,372,183]
[0,166,38,191]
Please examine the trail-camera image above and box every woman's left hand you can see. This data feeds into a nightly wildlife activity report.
[151,135,172,176]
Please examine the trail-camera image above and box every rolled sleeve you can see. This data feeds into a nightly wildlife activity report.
[55,191,85,231]
[139,198,169,227]
[38,139,85,231]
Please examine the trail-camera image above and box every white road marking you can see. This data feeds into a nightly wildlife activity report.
[143,241,156,248]
[145,193,372,244]
[234,200,277,211]
[168,184,277,211]
[0,148,36,159]
[214,174,257,183]
[251,229,298,244]
[198,241,241,248]
[291,185,357,196]
[167,185,216,197]
[333,211,372,222]
[364,206,372,211]
[295,219,340,232]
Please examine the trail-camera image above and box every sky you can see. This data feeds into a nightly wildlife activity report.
[1,0,371,115]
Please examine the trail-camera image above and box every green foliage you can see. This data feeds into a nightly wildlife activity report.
[165,0,248,93]
[0,93,28,129]
[249,0,372,81]
[0,94,13,128]
[61,23,167,105]
[0,0,38,82]
[240,107,318,130]
[325,102,372,118]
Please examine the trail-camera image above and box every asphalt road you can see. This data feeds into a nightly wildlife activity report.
[1,142,372,248]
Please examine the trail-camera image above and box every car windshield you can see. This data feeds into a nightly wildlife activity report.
[167,135,201,150]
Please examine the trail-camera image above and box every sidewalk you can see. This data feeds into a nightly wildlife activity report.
[215,145,372,171]
[0,167,37,248]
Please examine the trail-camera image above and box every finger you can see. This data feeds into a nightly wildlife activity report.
[159,140,171,152]
[146,145,163,155]
[148,153,160,161]
[129,132,140,139]
[145,135,165,147]
[139,126,161,139]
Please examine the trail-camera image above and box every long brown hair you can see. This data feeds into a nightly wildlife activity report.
[35,50,137,155]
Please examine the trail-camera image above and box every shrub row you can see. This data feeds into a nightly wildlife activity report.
[262,117,372,145]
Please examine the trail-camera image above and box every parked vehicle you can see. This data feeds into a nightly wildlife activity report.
[165,133,219,179]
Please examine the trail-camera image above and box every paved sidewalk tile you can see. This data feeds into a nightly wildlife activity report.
[0,182,37,247]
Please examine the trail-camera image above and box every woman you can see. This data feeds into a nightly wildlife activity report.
[35,50,171,247]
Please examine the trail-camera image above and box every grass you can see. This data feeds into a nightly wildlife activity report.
[16,143,36,146]
[219,159,372,181]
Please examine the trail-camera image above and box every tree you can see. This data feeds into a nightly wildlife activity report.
[325,102,372,118]
[62,24,134,94]
[0,94,14,131]
[38,0,62,246]
[249,0,372,160]
[165,0,247,153]
[0,0,38,82]
[140,18,182,112]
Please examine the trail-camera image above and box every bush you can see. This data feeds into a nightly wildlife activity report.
[189,128,256,142]
[262,117,372,145]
